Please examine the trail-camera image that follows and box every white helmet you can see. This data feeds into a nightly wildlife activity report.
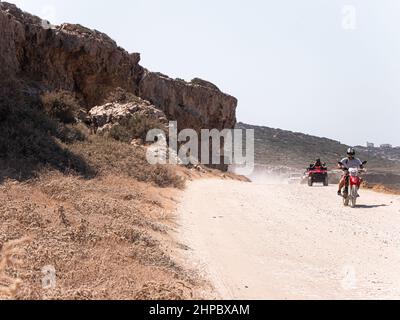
[347,148,356,156]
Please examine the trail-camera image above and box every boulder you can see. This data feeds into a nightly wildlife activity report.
[88,98,168,133]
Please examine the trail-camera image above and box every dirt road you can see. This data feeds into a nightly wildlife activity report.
[177,179,400,299]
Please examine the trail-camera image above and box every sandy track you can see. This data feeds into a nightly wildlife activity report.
[177,179,400,299]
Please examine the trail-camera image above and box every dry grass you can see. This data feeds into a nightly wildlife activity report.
[0,131,242,300]
[0,171,205,300]
[0,237,30,299]
[69,136,186,189]
[362,182,400,195]
[134,281,194,300]
[0,81,218,300]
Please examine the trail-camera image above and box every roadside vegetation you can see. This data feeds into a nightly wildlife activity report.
[0,80,195,300]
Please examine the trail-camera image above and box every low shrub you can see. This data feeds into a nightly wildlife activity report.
[109,115,166,143]
[70,136,185,188]
[41,90,82,124]
[0,81,93,181]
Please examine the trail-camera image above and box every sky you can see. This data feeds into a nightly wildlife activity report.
[8,0,400,146]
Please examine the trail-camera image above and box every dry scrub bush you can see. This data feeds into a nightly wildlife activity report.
[41,90,82,124]
[0,81,92,180]
[70,136,185,188]
[105,87,143,104]
[109,115,165,143]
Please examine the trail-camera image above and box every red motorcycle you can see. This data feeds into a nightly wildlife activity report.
[340,161,367,208]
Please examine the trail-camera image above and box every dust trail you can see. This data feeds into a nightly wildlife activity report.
[248,172,289,184]
[230,165,300,184]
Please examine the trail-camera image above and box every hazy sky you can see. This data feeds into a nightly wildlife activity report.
[9,0,400,146]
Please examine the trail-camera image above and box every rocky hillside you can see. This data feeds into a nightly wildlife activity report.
[355,145,400,162]
[237,122,400,175]
[0,2,237,135]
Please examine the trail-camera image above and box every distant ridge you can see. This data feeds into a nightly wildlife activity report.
[237,122,400,173]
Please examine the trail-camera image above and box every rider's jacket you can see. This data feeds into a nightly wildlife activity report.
[340,157,363,170]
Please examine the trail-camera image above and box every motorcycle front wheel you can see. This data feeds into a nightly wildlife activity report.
[350,186,358,208]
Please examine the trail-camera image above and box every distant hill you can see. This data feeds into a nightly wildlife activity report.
[237,122,400,173]
[355,145,400,162]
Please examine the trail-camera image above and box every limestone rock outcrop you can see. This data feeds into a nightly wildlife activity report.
[139,71,237,133]
[88,97,168,134]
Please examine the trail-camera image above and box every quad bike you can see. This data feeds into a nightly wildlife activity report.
[340,161,367,208]
[306,166,329,187]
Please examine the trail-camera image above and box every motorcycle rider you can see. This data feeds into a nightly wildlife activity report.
[337,148,364,197]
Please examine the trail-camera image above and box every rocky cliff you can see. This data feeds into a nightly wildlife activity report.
[0,2,237,135]
[139,72,237,133]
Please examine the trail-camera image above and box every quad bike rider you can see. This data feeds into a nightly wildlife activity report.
[337,148,367,206]
[310,159,324,170]
[306,159,329,186]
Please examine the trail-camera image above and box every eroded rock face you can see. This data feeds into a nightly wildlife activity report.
[0,2,237,169]
[139,71,237,133]
[0,2,142,106]
[0,3,26,77]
